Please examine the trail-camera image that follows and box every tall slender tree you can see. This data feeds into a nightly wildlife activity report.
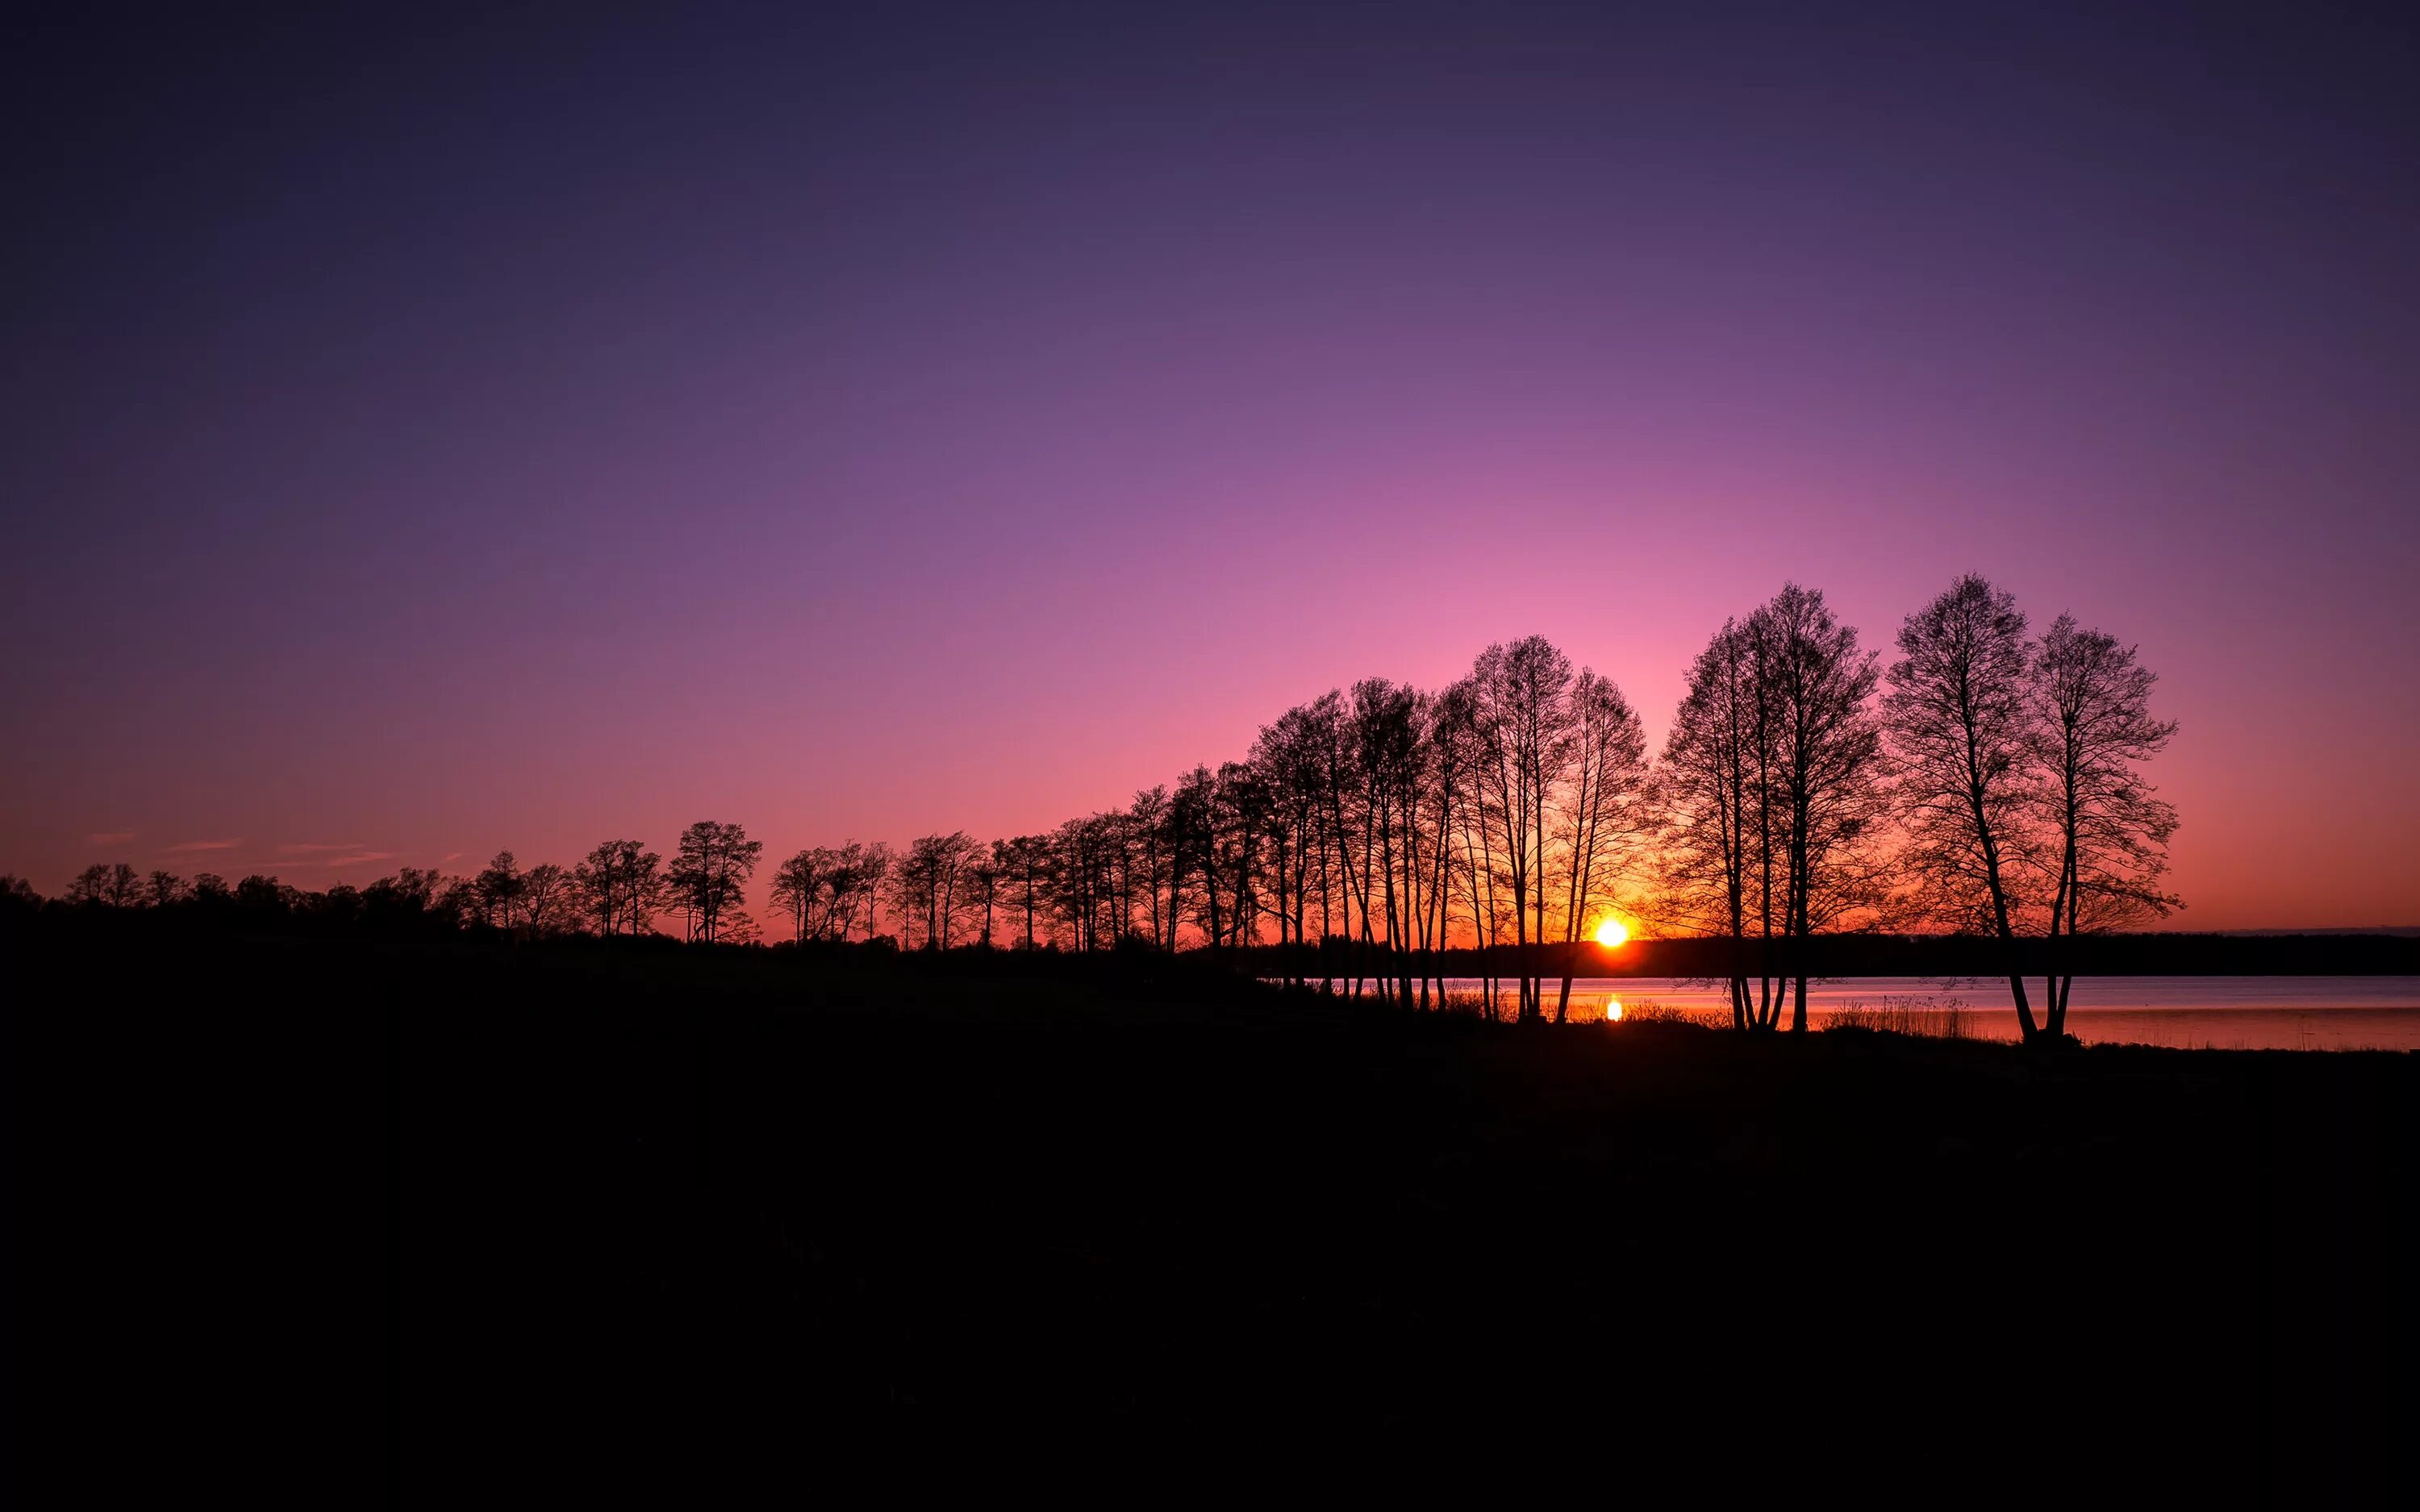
[1552,670,1650,1023]
[1884,575,2043,1039]
[1470,636,1577,1022]
[2030,614,2182,1035]
[667,821,762,944]
[474,852,525,930]
[521,863,578,935]
[1653,618,1763,1029]
[1757,584,1888,1031]
[768,848,824,943]
[575,839,664,937]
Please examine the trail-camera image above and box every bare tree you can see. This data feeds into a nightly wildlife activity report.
[667,821,762,943]
[1348,679,1411,997]
[1884,575,2045,1038]
[1211,760,1270,952]
[1470,636,1577,1022]
[769,848,824,943]
[521,862,579,935]
[1414,680,1479,1010]
[797,842,889,943]
[1551,670,1650,1023]
[1448,679,1514,1017]
[805,843,879,941]
[994,836,1048,949]
[474,852,525,930]
[1252,702,1334,985]
[574,839,664,937]
[1652,618,1763,1029]
[894,832,978,949]
[1125,791,1170,949]
[1166,768,1215,952]
[2031,614,2182,1035]
[68,861,144,908]
[851,842,894,941]
[966,848,1003,946]
[1756,584,1888,1031]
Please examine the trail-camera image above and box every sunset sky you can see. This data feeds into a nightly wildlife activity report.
[5,4,2417,929]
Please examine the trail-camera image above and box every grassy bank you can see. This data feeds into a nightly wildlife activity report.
[10,931,2414,1497]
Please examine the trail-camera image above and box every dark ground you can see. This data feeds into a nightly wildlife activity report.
[9,931,2415,1501]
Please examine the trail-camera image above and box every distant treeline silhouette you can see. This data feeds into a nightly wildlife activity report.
[9,576,2195,1043]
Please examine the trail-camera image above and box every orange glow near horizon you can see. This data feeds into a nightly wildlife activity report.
[1606,998,1624,1022]
[1595,917,1630,948]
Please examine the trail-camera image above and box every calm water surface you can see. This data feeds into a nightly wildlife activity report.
[1309,976,2420,1051]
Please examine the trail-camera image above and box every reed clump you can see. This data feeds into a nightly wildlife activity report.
[1822,993,1973,1040]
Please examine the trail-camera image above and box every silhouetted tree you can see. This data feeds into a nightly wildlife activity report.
[1164,770,1217,953]
[1165,773,1212,952]
[521,862,579,935]
[1208,760,1269,952]
[769,849,822,943]
[795,843,879,941]
[966,849,1002,946]
[2031,614,2182,1034]
[474,852,525,930]
[1551,669,1650,1022]
[1127,789,1170,949]
[1446,679,1515,1011]
[574,840,664,937]
[1470,636,1577,1022]
[235,874,302,912]
[1,598,2190,1002]
[315,882,364,925]
[1652,617,1766,1029]
[667,821,762,943]
[1251,705,1333,985]
[1049,814,1112,952]
[365,867,457,929]
[997,835,1049,949]
[68,861,144,908]
[108,862,147,908]
[1754,584,1888,1031]
[848,842,893,941]
[1348,678,1420,999]
[1885,575,2044,1039]
[0,874,42,918]
[894,831,978,949]
[1417,679,1482,1009]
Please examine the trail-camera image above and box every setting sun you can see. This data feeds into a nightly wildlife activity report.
[1606,998,1625,1023]
[1594,917,1629,948]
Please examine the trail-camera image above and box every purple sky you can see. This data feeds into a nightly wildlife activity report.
[5,3,2417,927]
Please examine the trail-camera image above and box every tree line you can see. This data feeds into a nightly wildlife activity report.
[6,575,2176,1043]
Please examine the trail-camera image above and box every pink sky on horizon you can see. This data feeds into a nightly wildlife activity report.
[13,504,2415,932]
[4,6,2416,930]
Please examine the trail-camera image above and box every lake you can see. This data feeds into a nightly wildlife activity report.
[1308,975,2420,1050]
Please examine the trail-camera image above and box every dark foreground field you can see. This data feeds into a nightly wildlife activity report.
[11,931,2417,1500]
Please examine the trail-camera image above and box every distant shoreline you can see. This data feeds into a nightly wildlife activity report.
[1225,931,2420,978]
